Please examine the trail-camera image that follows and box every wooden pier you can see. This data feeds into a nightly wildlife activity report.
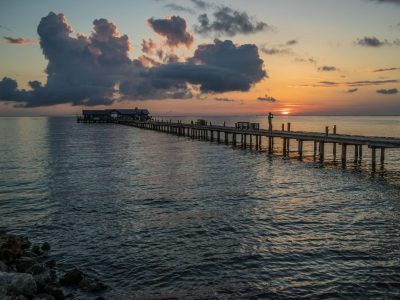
[111,120,400,168]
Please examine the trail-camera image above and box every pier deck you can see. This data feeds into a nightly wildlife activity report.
[103,120,400,167]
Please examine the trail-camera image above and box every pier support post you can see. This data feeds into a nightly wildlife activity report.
[371,147,376,167]
[287,139,290,156]
[217,131,221,143]
[380,147,385,165]
[260,136,263,151]
[342,144,347,163]
[319,141,325,161]
[298,140,303,157]
[225,132,228,144]
[255,135,259,150]
[355,145,359,162]
[283,138,287,156]
[333,143,337,159]
[359,145,363,160]
[250,135,253,149]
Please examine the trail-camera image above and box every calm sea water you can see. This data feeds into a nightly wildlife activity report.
[1,116,400,299]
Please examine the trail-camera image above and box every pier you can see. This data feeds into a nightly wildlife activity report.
[110,119,400,168]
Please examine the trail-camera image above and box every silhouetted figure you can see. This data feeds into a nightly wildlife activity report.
[268,112,274,133]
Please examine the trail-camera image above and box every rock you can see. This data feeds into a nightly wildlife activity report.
[33,270,52,290]
[45,260,56,269]
[79,276,107,292]
[42,286,65,300]
[59,268,85,286]
[31,245,43,256]
[27,264,47,275]
[0,261,11,272]
[34,294,55,300]
[14,295,29,300]
[41,242,51,251]
[0,232,27,263]
[0,271,37,296]
[15,256,37,272]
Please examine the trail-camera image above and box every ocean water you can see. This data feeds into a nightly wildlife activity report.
[0,116,400,299]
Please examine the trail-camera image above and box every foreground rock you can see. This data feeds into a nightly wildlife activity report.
[0,231,108,299]
[0,271,37,296]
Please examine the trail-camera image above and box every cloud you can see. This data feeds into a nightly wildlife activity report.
[299,79,399,88]
[141,38,157,55]
[346,88,359,93]
[295,57,317,64]
[257,94,277,102]
[190,0,212,10]
[261,47,292,55]
[356,36,389,47]
[147,16,194,47]
[194,7,270,36]
[163,3,195,14]
[372,67,400,72]
[3,36,36,45]
[0,13,266,107]
[367,0,400,4]
[318,65,337,72]
[346,80,398,86]
[376,88,398,94]
[213,97,236,102]
[286,39,298,45]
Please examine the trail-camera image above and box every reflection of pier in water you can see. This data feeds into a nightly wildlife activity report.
[85,119,400,171]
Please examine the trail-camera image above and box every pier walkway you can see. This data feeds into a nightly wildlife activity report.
[114,120,400,167]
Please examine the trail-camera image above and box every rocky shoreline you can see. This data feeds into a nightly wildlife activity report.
[0,230,108,300]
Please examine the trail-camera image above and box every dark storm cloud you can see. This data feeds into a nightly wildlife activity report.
[257,94,277,102]
[147,16,194,47]
[147,39,266,93]
[163,3,195,14]
[194,7,270,36]
[376,88,399,94]
[373,67,400,72]
[356,36,389,47]
[0,13,266,107]
[346,88,359,93]
[318,66,337,72]
[3,36,36,45]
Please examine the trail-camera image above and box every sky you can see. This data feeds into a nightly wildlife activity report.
[0,0,399,116]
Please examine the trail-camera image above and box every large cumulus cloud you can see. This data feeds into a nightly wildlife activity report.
[0,12,266,107]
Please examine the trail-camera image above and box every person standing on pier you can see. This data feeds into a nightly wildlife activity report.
[268,112,274,133]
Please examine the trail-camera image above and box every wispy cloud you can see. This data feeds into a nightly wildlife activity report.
[376,88,398,94]
[3,36,36,45]
[213,97,236,102]
[261,47,292,55]
[294,57,317,64]
[257,94,278,102]
[299,79,399,88]
[164,3,195,14]
[346,88,359,93]
[372,67,400,72]
[355,36,400,47]
[318,66,337,72]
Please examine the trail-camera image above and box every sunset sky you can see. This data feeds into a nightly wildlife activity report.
[0,0,399,116]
